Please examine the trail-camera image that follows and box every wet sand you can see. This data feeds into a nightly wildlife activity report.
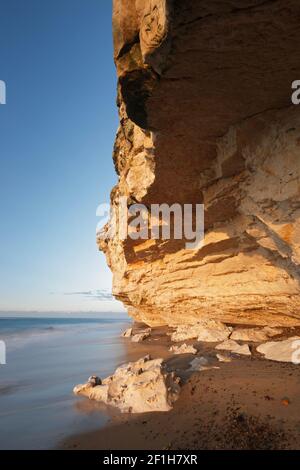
[61,325,300,450]
[0,316,130,449]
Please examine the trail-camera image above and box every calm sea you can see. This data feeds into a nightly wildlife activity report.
[0,315,131,449]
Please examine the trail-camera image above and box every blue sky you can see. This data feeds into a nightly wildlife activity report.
[0,0,125,313]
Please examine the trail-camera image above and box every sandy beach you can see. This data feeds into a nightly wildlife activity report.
[61,324,300,450]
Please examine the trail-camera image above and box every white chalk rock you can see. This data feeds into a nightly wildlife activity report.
[257,336,300,363]
[169,343,197,355]
[216,353,232,363]
[73,383,92,395]
[131,329,151,342]
[121,327,133,338]
[215,339,251,356]
[73,355,180,413]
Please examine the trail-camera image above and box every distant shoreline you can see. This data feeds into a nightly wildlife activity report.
[0,311,127,318]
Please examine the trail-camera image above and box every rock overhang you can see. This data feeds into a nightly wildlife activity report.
[99,0,300,327]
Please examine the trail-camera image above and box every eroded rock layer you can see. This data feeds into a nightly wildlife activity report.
[99,0,300,327]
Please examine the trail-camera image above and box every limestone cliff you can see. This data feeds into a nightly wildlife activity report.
[99,0,300,327]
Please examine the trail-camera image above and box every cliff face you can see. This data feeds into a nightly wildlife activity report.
[99,0,300,327]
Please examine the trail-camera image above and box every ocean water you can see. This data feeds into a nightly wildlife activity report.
[0,315,131,449]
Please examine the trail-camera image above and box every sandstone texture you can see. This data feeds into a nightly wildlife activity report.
[171,319,232,342]
[230,327,283,342]
[257,336,300,363]
[74,356,180,413]
[99,0,300,327]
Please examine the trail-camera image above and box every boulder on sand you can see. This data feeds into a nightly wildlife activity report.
[169,343,197,355]
[171,320,232,343]
[121,327,133,338]
[215,339,251,356]
[216,353,232,363]
[131,328,151,342]
[73,356,180,413]
[257,336,300,363]
[230,326,283,342]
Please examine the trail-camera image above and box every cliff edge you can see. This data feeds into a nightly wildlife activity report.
[99,0,300,327]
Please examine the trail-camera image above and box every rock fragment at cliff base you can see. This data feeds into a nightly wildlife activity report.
[73,356,180,413]
[216,353,232,363]
[230,326,283,342]
[171,320,232,343]
[215,339,251,356]
[257,336,300,363]
[169,343,197,355]
[131,328,151,342]
[121,327,133,338]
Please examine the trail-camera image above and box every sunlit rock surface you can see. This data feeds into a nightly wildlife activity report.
[169,343,197,355]
[99,0,300,327]
[74,356,180,413]
[215,339,251,356]
[257,336,300,363]
[171,320,232,342]
[230,327,283,342]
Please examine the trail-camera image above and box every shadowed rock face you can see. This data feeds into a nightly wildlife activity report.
[99,0,300,327]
